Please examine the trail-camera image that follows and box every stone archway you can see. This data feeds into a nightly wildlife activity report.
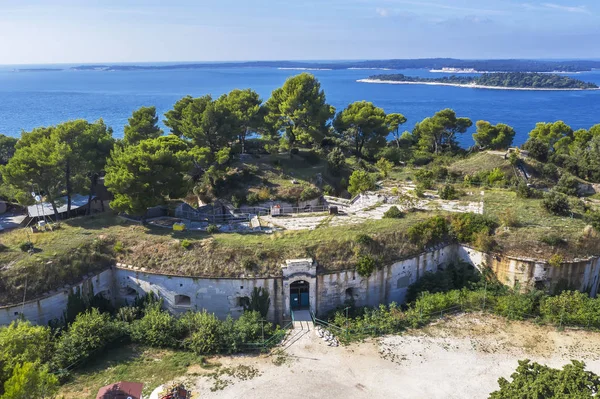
[282,259,317,319]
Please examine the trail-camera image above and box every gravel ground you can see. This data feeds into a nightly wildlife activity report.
[182,313,600,399]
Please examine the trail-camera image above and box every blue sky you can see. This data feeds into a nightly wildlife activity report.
[0,0,598,64]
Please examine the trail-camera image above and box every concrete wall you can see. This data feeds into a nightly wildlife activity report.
[316,245,456,315]
[115,268,283,323]
[0,269,113,326]
[4,244,600,326]
[457,246,600,296]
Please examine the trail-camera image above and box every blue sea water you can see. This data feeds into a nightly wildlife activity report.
[0,65,599,147]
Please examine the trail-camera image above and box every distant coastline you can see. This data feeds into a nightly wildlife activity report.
[357,79,599,91]
[9,58,600,73]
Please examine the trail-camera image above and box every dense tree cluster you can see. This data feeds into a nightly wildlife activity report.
[2,71,600,217]
[368,72,598,89]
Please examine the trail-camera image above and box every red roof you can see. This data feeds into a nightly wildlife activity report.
[96,381,144,399]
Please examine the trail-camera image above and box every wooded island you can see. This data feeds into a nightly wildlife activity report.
[364,72,599,90]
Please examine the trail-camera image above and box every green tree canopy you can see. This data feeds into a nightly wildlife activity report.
[105,135,191,217]
[473,121,516,150]
[0,320,53,393]
[2,362,58,399]
[413,109,472,154]
[220,89,263,153]
[265,73,335,149]
[2,127,67,218]
[333,101,387,157]
[527,121,573,152]
[178,95,235,152]
[489,359,600,398]
[0,134,18,165]
[164,95,194,137]
[123,106,163,146]
[385,113,407,148]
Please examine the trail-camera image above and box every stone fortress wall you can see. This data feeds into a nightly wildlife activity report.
[2,244,600,326]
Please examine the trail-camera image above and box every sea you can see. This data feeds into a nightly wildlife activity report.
[0,65,599,148]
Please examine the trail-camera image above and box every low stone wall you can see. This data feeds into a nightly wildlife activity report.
[0,269,113,326]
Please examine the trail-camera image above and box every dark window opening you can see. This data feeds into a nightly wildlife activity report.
[238,296,250,307]
[174,294,191,306]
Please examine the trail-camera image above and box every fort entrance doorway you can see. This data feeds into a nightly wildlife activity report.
[290,280,310,310]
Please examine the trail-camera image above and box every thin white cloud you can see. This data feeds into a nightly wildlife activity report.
[541,2,590,13]
[373,0,505,15]
[522,2,591,14]
[376,7,390,17]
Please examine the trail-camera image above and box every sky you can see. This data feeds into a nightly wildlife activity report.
[0,0,598,64]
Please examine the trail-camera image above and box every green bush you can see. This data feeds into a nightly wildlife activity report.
[407,216,449,247]
[0,320,54,389]
[299,185,321,202]
[130,303,179,348]
[355,234,374,246]
[327,147,345,175]
[555,173,579,196]
[181,239,192,250]
[231,194,242,208]
[301,150,321,165]
[53,308,125,369]
[181,311,222,354]
[375,158,393,178]
[494,293,536,320]
[486,168,505,186]
[585,211,600,232]
[449,213,496,243]
[113,241,124,253]
[542,191,571,216]
[405,263,480,303]
[246,192,260,205]
[348,170,376,196]
[383,206,403,219]
[322,184,335,196]
[356,254,377,277]
[438,184,458,200]
[206,224,219,234]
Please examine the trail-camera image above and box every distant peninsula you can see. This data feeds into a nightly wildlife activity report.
[359,72,599,90]
[16,59,600,73]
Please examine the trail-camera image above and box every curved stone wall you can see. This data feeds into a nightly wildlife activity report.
[3,244,600,326]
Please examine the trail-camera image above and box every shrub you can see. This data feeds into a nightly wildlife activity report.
[348,170,376,196]
[301,150,321,165]
[246,192,260,205]
[181,311,221,354]
[206,224,219,234]
[290,148,299,155]
[473,230,496,251]
[405,263,480,303]
[130,303,179,348]
[375,158,393,178]
[257,186,271,201]
[181,239,192,250]
[19,241,33,252]
[356,255,376,277]
[542,191,570,216]
[242,259,255,271]
[449,213,496,243]
[299,185,321,202]
[327,147,345,176]
[383,206,403,219]
[414,186,425,198]
[516,182,532,198]
[53,309,125,369]
[486,168,505,186]
[322,184,335,196]
[541,162,558,180]
[494,293,535,320]
[378,147,403,165]
[585,211,600,232]
[540,234,566,247]
[438,184,458,200]
[414,169,434,189]
[555,173,579,196]
[0,320,54,388]
[407,216,449,247]
[2,362,58,399]
[523,137,549,162]
[548,253,563,268]
[242,287,271,318]
[355,234,374,246]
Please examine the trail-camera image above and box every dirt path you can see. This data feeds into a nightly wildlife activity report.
[186,313,600,399]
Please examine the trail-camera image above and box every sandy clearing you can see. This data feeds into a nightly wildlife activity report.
[184,313,600,399]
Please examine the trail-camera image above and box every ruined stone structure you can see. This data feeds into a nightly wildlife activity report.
[2,244,600,326]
